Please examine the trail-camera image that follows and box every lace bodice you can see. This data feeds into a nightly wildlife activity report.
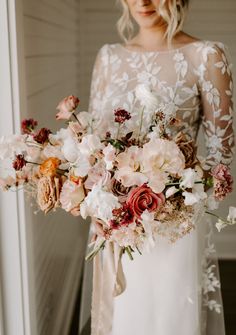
[89,40,234,170]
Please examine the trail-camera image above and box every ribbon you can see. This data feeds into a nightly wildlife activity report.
[91,241,126,335]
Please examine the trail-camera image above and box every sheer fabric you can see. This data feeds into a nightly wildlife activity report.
[84,40,234,335]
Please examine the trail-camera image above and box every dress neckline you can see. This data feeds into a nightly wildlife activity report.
[117,40,204,54]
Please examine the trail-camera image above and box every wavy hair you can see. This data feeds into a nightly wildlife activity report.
[116,0,190,46]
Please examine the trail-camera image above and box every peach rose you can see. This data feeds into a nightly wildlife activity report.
[127,184,165,218]
[37,176,61,213]
[40,157,61,177]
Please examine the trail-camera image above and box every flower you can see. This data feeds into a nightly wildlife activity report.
[175,132,197,168]
[37,176,61,213]
[12,154,27,171]
[110,203,135,229]
[40,157,61,177]
[215,219,227,232]
[114,108,131,124]
[180,168,197,189]
[227,207,236,224]
[80,184,120,222]
[102,143,116,170]
[115,146,147,187]
[0,135,27,160]
[84,161,111,189]
[111,179,131,202]
[141,138,185,192]
[33,128,51,144]
[56,95,80,120]
[60,179,85,212]
[126,184,165,218]
[135,84,159,110]
[77,134,103,157]
[21,118,38,134]
[141,210,156,251]
[211,164,233,200]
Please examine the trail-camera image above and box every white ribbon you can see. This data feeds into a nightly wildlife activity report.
[91,242,126,335]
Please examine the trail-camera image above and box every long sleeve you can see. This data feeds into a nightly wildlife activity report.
[198,42,235,170]
[88,44,110,115]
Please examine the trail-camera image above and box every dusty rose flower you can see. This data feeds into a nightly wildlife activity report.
[21,118,38,134]
[12,154,27,171]
[175,132,197,168]
[56,95,80,120]
[211,164,233,200]
[40,157,61,177]
[37,176,61,213]
[127,184,165,218]
[114,108,131,124]
[33,128,51,144]
[60,179,85,212]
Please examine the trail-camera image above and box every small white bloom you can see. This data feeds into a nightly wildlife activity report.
[103,144,116,170]
[215,219,227,232]
[227,207,236,224]
[80,184,120,222]
[135,84,159,110]
[73,152,91,177]
[183,191,199,206]
[77,134,103,157]
[180,168,196,189]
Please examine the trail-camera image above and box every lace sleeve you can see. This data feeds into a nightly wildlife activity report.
[88,44,109,115]
[199,42,235,170]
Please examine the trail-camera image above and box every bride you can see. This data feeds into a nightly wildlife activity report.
[84,0,234,334]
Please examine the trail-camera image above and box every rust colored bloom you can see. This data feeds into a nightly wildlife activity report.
[12,154,27,171]
[127,184,165,218]
[40,157,61,177]
[110,203,135,229]
[114,108,131,124]
[33,127,51,144]
[21,118,38,134]
[211,164,233,200]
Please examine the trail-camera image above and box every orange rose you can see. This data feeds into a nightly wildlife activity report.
[40,157,61,177]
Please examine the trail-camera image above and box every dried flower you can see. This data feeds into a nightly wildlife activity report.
[111,179,132,202]
[40,157,61,177]
[175,132,197,168]
[211,164,233,200]
[37,176,61,213]
[21,118,38,134]
[33,128,51,144]
[110,203,135,229]
[56,95,80,120]
[114,108,131,124]
[12,154,27,171]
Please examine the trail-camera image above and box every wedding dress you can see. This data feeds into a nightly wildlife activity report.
[82,40,234,335]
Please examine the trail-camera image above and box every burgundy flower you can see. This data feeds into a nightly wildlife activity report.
[33,128,51,144]
[114,108,131,124]
[12,154,27,171]
[211,164,233,200]
[127,184,165,218]
[110,203,135,229]
[21,118,38,134]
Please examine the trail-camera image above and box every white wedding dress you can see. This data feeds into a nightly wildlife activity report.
[81,40,234,335]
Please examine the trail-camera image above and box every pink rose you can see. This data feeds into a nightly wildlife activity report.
[56,95,80,120]
[127,184,165,218]
[211,164,233,200]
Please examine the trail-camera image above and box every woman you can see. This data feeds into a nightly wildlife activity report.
[86,0,234,334]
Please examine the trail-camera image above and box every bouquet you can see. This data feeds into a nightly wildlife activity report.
[0,88,235,260]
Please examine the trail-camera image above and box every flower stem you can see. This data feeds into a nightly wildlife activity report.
[85,240,106,261]
[125,246,134,260]
[72,112,82,126]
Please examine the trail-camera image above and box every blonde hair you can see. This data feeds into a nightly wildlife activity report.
[117,0,190,46]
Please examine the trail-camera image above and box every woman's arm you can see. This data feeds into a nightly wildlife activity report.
[199,42,235,173]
